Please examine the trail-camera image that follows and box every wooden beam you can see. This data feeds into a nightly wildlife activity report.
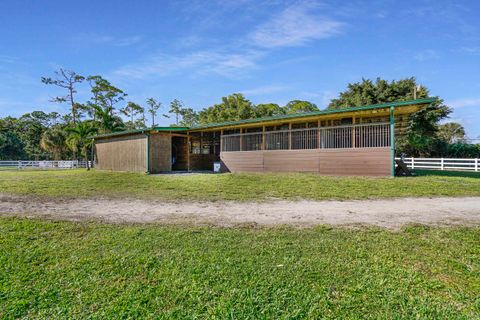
[220,129,224,153]
[239,128,243,151]
[390,107,395,177]
[352,116,356,148]
[317,119,321,149]
[187,134,191,171]
[288,123,292,150]
[262,125,265,150]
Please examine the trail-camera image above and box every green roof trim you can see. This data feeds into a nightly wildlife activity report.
[93,126,189,139]
[189,98,437,130]
[153,126,189,131]
[93,98,436,139]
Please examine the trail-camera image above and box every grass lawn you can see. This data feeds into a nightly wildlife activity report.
[0,169,479,201]
[0,217,478,318]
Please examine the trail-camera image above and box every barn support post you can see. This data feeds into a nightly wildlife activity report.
[239,128,243,151]
[352,116,356,148]
[144,132,151,174]
[262,126,265,150]
[389,106,395,177]
[187,133,191,172]
[288,123,292,150]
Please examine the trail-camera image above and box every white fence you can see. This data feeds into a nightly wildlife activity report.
[396,157,479,172]
[0,160,92,170]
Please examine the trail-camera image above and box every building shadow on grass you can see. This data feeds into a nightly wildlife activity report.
[414,170,480,178]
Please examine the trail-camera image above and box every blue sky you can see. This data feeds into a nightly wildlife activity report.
[0,0,479,139]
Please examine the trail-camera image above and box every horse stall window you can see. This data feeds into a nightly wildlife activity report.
[292,125,318,150]
[190,132,202,154]
[201,132,214,154]
[242,127,263,151]
[265,123,289,150]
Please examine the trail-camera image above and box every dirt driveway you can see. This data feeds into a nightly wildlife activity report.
[1,194,480,229]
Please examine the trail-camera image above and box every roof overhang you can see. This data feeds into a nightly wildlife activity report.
[93,126,189,140]
[188,98,436,132]
[92,98,436,138]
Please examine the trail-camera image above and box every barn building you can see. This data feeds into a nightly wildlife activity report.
[93,98,435,176]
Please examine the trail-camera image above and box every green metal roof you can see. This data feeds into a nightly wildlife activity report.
[189,98,436,130]
[93,98,436,139]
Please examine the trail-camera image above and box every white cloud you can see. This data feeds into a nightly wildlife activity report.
[448,98,480,109]
[459,47,480,55]
[0,55,18,64]
[414,49,439,61]
[249,2,343,48]
[112,50,262,80]
[240,85,287,96]
[71,33,142,47]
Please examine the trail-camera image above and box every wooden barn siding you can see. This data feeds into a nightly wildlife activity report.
[220,147,390,176]
[264,150,319,172]
[95,134,147,172]
[220,152,263,172]
[318,148,390,176]
[149,133,171,173]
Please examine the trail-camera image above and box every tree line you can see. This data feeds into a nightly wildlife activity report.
[0,71,478,163]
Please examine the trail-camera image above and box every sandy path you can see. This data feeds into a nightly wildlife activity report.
[1,194,480,229]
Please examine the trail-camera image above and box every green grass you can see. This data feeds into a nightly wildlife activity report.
[0,169,480,201]
[0,217,478,318]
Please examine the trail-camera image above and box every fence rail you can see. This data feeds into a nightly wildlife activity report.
[0,160,92,170]
[396,157,479,172]
[221,123,391,152]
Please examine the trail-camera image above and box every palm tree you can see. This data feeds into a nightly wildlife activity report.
[66,121,98,170]
[40,127,67,160]
[93,105,125,133]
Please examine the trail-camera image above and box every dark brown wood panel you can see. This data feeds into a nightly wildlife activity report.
[172,136,188,170]
[190,154,219,171]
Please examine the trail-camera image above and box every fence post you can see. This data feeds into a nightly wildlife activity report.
[475,158,478,172]
[411,158,414,169]
[441,158,444,171]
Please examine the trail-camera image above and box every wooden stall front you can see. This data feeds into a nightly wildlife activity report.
[220,148,390,176]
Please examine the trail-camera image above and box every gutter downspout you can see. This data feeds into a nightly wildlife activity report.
[390,106,395,177]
